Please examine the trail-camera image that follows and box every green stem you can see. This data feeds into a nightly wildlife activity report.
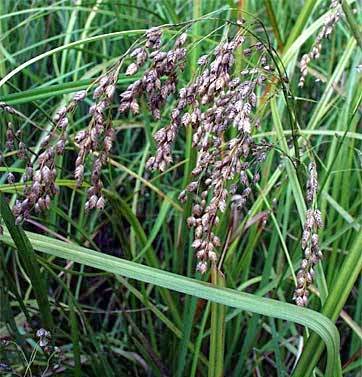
[209,266,225,377]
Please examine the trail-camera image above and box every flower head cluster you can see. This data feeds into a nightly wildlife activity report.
[8,92,86,224]
[74,73,117,211]
[36,328,51,348]
[73,28,185,211]
[120,29,187,126]
[1,25,277,262]
[299,0,342,87]
[145,31,276,272]
[294,162,324,306]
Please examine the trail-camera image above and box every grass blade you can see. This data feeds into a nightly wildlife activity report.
[0,229,341,376]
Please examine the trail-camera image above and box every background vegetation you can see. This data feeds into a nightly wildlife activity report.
[0,0,361,376]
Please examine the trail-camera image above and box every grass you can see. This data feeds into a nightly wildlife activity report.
[0,1,361,376]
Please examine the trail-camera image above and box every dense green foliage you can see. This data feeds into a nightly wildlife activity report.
[0,1,361,376]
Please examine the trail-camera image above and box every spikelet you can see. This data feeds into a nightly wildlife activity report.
[294,162,324,307]
[299,0,342,87]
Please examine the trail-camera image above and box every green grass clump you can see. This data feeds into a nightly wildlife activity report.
[0,1,361,376]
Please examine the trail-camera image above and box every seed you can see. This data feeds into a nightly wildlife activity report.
[126,63,138,76]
